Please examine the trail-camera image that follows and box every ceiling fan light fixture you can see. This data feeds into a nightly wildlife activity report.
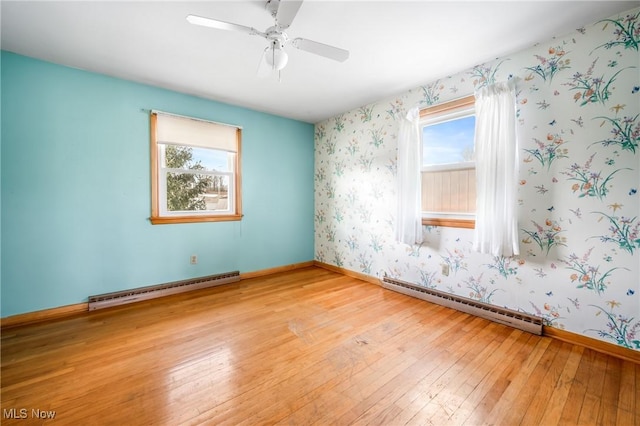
[265,44,288,70]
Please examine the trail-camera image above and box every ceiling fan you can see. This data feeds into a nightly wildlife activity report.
[186,0,349,77]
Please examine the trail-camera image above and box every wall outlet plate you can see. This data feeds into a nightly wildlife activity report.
[190,255,198,265]
[441,263,450,276]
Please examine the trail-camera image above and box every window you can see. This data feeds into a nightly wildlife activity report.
[150,111,242,224]
[420,95,475,229]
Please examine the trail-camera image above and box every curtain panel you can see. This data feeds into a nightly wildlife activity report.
[472,80,520,257]
[395,106,423,245]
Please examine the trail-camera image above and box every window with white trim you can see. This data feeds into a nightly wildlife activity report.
[150,111,242,225]
[420,95,476,229]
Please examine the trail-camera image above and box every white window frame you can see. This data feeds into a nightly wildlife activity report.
[150,111,242,225]
[420,95,476,229]
[157,145,236,217]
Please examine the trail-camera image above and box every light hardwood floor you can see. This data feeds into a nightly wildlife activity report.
[1,267,638,425]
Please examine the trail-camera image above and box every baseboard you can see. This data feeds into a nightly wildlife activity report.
[1,302,89,329]
[543,326,640,364]
[1,261,316,329]
[315,261,640,364]
[313,261,380,285]
[239,261,315,280]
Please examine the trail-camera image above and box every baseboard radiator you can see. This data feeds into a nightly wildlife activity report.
[381,276,543,335]
[88,271,241,311]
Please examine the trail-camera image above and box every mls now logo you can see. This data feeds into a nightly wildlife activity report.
[3,408,56,419]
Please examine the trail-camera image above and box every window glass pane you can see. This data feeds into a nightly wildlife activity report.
[422,115,475,166]
[161,144,231,172]
[166,172,230,212]
[191,147,232,172]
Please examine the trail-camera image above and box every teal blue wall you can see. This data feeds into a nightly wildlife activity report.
[1,51,315,317]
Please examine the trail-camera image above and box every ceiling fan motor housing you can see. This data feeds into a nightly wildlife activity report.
[265,26,288,48]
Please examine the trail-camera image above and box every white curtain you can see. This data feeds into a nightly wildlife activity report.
[396,106,423,245]
[473,81,520,257]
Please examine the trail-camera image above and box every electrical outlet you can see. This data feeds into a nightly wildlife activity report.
[441,263,450,276]
[190,255,198,265]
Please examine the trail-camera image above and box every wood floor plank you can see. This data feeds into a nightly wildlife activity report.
[227,309,420,424]
[579,350,608,424]
[519,341,574,426]
[616,358,636,418]
[390,320,507,425]
[461,332,538,423]
[616,363,640,425]
[436,329,531,425]
[1,266,638,425]
[280,307,464,426]
[405,323,510,425]
[297,310,474,424]
[599,355,623,425]
[183,288,423,424]
[537,343,585,425]
[343,318,502,425]
[481,337,553,425]
[558,348,594,424]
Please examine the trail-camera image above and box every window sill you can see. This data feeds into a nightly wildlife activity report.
[422,218,475,229]
[150,214,243,225]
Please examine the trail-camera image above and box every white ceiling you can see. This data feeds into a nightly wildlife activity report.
[2,1,637,123]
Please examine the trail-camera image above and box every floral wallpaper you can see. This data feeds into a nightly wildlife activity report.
[314,8,640,350]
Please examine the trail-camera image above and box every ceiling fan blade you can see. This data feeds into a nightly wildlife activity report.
[275,0,303,29]
[186,14,263,37]
[291,38,350,62]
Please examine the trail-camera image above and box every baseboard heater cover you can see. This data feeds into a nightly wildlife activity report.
[381,276,543,335]
[88,271,241,311]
